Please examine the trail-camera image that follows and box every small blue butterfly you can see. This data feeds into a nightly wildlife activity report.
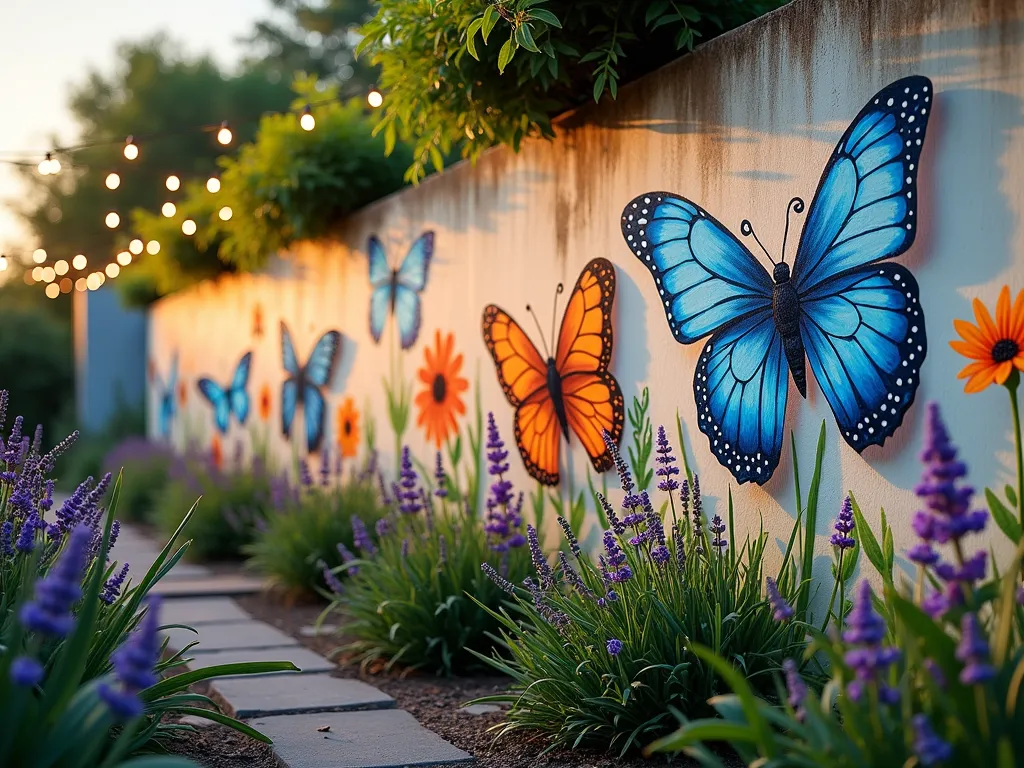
[197,352,252,435]
[622,76,932,485]
[368,231,434,350]
[153,352,177,439]
[281,322,342,454]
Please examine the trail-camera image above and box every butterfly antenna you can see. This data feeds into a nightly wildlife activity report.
[550,283,564,356]
[526,304,551,359]
[780,197,805,264]
[740,219,776,266]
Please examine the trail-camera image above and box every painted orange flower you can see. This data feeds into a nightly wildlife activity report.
[415,330,469,448]
[336,397,360,458]
[951,286,1024,393]
[259,384,272,421]
[177,380,188,406]
[210,434,223,469]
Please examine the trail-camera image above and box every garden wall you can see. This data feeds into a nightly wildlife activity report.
[145,0,1024,567]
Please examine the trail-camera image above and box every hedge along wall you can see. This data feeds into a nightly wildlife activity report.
[146,0,1024,569]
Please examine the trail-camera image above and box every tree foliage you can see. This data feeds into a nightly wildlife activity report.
[359,0,788,182]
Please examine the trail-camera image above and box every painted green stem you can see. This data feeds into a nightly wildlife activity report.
[1009,374,1024,529]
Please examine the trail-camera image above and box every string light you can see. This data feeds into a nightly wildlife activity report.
[206,177,221,193]
[181,219,197,236]
[31,267,43,281]
[128,239,143,255]
[218,206,232,221]
[161,202,176,217]
[75,277,87,292]
[146,240,160,255]
[0,255,7,272]
[105,263,120,278]
[45,283,59,299]
[32,249,46,263]
[37,152,61,176]
[86,273,102,291]
[123,136,138,160]
[41,266,55,283]
[59,277,72,294]
[165,175,180,191]
[116,251,132,266]
[105,212,120,228]
[300,105,315,131]
[105,172,120,190]
[72,254,87,270]
[216,121,232,145]
[54,259,69,276]
[367,89,384,108]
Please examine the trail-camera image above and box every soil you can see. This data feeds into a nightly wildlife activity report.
[237,593,743,768]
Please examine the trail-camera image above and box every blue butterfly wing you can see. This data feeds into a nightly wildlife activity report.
[395,232,434,293]
[800,264,925,451]
[281,379,299,438]
[303,331,341,388]
[695,308,789,484]
[792,76,933,294]
[281,323,299,377]
[229,352,252,426]
[368,236,391,288]
[368,236,392,345]
[159,393,174,438]
[197,378,230,435]
[393,284,422,351]
[622,192,774,343]
[303,384,327,453]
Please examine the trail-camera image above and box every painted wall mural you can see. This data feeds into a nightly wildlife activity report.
[150,351,178,440]
[622,76,932,485]
[280,322,342,454]
[196,351,252,435]
[368,231,434,350]
[482,258,625,486]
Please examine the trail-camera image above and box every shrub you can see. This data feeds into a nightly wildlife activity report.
[651,402,1023,766]
[0,391,296,765]
[55,400,146,493]
[330,418,532,676]
[102,437,176,523]
[246,454,383,596]
[359,0,786,182]
[472,423,826,755]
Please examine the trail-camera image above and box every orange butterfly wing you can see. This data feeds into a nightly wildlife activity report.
[554,258,625,473]
[482,305,562,485]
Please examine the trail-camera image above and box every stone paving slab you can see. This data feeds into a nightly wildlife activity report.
[249,709,474,767]
[181,646,334,677]
[214,673,394,718]
[163,620,299,653]
[151,573,264,598]
[160,597,252,626]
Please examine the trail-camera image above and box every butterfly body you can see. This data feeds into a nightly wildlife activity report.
[623,76,933,485]
[545,357,572,441]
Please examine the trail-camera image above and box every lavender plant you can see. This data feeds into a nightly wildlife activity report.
[471,425,822,754]
[651,402,1024,766]
[328,415,531,675]
[101,437,176,523]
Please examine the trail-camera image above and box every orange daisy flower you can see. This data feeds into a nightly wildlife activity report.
[259,383,272,422]
[336,397,360,458]
[415,330,469,448]
[177,380,188,406]
[950,286,1024,393]
[210,434,223,470]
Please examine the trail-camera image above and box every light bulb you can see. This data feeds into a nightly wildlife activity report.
[218,206,232,221]
[128,239,144,255]
[45,283,60,299]
[206,177,221,193]
[105,263,120,278]
[165,175,180,191]
[300,106,315,131]
[49,157,61,174]
[367,89,383,108]
[59,278,72,294]
[31,267,43,281]
[72,254,87,270]
[161,202,176,218]
[86,273,101,291]
[146,240,160,255]
[123,136,138,160]
[41,266,56,283]
[116,251,132,266]
[97,272,106,287]
[54,259,69,276]
[75,277,87,292]
[216,122,232,145]
[0,256,7,272]
[32,248,46,263]
[181,219,197,236]
[105,172,120,190]
[105,212,120,228]
[37,158,50,176]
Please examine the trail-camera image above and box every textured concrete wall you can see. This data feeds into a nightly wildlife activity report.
[147,0,1024,571]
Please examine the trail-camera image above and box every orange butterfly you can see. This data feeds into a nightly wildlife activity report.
[482,257,626,486]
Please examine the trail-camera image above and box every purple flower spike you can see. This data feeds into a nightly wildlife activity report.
[606,638,623,656]
[298,458,314,488]
[912,714,952,766]
[655,425,680,492]
[710,514,727,552]
[481,563,515,596]
[101,563,130,605]
[398,447,422,515]
[99,598,162,719]
[433,452,448,498]
[783,659,806,721]
[484,417,523,552]
[956,613,994,685]
[319,560,344,594]
[351,516,377,556]
[527,525,553,588]
[830,497,855,550]
[337,542,358,576]
[20,524,90,638]
[842,581,900,704]
[766,577,794,621]
[10,656,44,687]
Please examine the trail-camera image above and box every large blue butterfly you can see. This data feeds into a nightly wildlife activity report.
[368,232,434,350]
[153,352,177,439]
[622,76,932,485]
[197,352,252,435]
[281,322,342,454]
